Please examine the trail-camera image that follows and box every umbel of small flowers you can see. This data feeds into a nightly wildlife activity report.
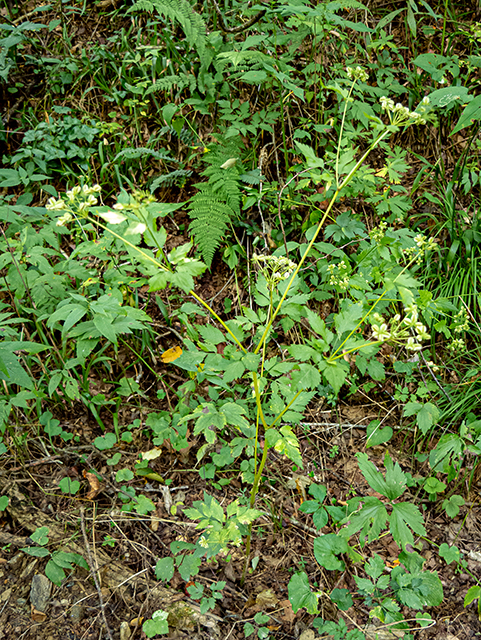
[371,303,430,352]
[46,184,102,226]
[252,254,297,291]
[380,95,431,127]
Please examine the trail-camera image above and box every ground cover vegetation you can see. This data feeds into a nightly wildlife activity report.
[1,0,481,638]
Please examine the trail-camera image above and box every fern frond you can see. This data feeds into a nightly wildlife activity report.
[150,169,192,190]
[189,184,235,266]
[129,0,207,64]
[113,147,172,162]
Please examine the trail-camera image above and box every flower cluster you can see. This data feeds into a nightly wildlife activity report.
[371,303,430,352]
[403,233,437,264]
[380,96,431,127]
[252,254,297,291]
[453,308,469,334]
[327,260,349,290]
[347,66,369,83]
[370,220,388,244]
[46,184,102,226]
[448,337,466,353]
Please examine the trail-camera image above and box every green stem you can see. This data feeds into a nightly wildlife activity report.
[254,128,391,356]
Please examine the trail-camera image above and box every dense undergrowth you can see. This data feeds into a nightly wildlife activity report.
[1,0,481,638]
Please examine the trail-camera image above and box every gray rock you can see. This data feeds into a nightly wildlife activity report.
[30,574,51,612]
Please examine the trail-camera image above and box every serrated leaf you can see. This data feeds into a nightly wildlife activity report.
[341,497,387,545]
[155,557,174,582]
[389,502,426,550]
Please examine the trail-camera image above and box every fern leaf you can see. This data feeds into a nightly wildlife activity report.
[113,147,172,162]
[129,0,207,62]
[189,185,235,266]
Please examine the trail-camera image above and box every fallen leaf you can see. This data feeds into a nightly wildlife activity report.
[83,471,101,500]
[160,346,182,363]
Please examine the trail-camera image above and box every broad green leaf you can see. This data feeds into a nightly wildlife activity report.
[389,502,426,549]
[45,559,66,586]
[464,585,481,607]
[155,557,174,582]
[341,497,387,545]
[143,610,169,637]
[94,433,117,450]
[416,402,440,434]
[383,453,407,500]
[313,534,348,570]
[439,543,460,564]
[334,302,364,335]
[319,358,348,394]
[356,453,389,497]
[288,572,319,613]
[442,494,464,518]
[21,546,50,557]
[451,94,481,135]
[330,588,353,611]
[366,420,393,448]
[197,324,225,345]
[58,478,80,494]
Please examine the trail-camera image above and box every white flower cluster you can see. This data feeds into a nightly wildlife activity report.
[453,308,469,334]
[371,303,430,352]
[403,233,437,265]
[380,95,430,126]
[448,337,466,353]
[346,66,369,83]
[46,184,102,226]
[370,220,388,244]
[327,260,349,290]
[252,253,297,290]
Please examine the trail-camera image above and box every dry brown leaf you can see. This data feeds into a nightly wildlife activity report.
[83,471,101,500]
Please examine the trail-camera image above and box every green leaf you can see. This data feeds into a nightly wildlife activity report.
[464,585,481,607]
[0,496,8,511]
[330,588,353,611]
[58,478,80,495]
[143,610,169,637]
[197,324,225,345]
[356,453,389,496]
[155,557,174,582]
[21,546,50,557]
[439,543,460,564]
[366,420,393,448]
[341,497,387,545]
[318,358,348,394]
[334,302,364,335]
[45,558,66,586]
[416,402,440,435]
[389,502,426,549]
[451,94,481,135]
[94,433,117,450]
[176,554,201,581]
[313,534,348,570]
[442,494,464,518]
[288,572,319,614]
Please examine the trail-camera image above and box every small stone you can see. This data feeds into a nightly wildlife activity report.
[70,604,84,623]
[60,599,69,606]
[30,574,51,612]
[16,598,27,606]
[299,631,316,640]
[120,621,131,640]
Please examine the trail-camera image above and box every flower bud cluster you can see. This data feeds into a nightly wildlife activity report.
[380,95,430,127]
[371,303,430,352]
[346,66,369,82]
[448,337,466,353]
[252,254,297,290]
[327,260,349,290]
[369,220,388,244]
[403,233,437,264]
[453,308,469,334]
[46,184,102,226]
